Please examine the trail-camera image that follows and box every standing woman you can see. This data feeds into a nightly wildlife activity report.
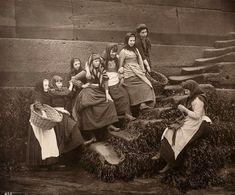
[135,24,152,72]
[101,44,135,121]
[73,53,120,137]
[119,32,155,111]
[155,80,212,173]
[26,79,58,170]
[50,75,84,154]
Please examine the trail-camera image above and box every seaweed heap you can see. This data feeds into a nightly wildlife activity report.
[81,119,166,182]
[80,87,235,192]
[0,88,33,168]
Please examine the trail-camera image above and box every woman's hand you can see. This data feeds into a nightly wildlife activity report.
[144,59,151,72]
[85,62,91,80]
[178,104,188,113]
[68,81,73,91]
[82,83,90,88]
[106,91,113,102]
[118,67,124,74]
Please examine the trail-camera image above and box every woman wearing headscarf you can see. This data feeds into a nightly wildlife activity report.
[119,32,155,111]
[135,24,152,72]
[101,44,135,121]
[72,53,120,140]
[153,80,212,173]
[26,79,58,170]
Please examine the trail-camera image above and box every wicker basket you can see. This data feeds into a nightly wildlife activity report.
[146,71,168,94]
[30,104,63,130]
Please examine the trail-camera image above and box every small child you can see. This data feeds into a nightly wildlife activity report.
[50,75,73,114]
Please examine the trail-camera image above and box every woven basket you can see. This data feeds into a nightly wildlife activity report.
[30,104,63,130]
[146,71,168,94]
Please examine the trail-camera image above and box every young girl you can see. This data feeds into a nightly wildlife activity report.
[153,80,212,173]
[101,44,135,121]
[73,53,120,137]
[50,75,85,154]
[26,79,58,170]
[70,58,88,90]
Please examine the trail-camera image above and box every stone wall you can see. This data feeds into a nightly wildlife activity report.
[0,0,235,45]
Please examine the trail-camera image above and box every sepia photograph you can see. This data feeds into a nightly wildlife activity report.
[0,0,235,194]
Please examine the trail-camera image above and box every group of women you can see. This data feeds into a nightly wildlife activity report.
[26,24,212,174]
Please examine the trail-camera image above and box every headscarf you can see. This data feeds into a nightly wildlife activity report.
[123,32,141,64]
[88,53,109,88]
[70,58,83,76]
[35,80,47,94]
[34,79,51,105]
[101,44,118,70]
[181,80,206,109]
[50,75,63,90]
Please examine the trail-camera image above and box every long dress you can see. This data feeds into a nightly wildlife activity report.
[160,97,212,166]
[50,89,84,154]
[26,91,58,168]
[72,81,118,131]
[106,60,131,116]
[119,48,155,107]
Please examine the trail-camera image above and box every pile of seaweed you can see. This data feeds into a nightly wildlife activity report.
[80,89,235,192]
[81,120,166,182]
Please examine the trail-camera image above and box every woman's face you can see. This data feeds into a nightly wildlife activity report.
[92,58,100,68]
[110,49,117,59]
[139,28,148,38]
[128,36,135,47]
[43,79,49,92]
[73,60,81,70]
[55,80,63,89]
[183,88,191,95]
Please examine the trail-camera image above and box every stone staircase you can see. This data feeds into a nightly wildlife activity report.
[169,32,235,88]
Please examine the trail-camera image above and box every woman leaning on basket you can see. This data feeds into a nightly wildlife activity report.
[26,79,59,170]
[118,32,155,111]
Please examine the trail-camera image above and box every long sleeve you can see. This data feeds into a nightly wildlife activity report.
[135,37,146,61]
[50,88,71,96]
[186,98,204,120]
[119,49,126,69]
[136,48,146,72]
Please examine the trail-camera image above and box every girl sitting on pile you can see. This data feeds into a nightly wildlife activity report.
[101,44,136,121]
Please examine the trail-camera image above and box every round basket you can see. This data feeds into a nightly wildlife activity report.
[30,104,63,130]
[146,71,168,94]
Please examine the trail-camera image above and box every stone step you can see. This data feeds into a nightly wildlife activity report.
[214,39,235,48]
[203,46,235,58]
[195,52,235,66]
[89,141,124,165]
[181,64,220,75]
[169,73,220,84]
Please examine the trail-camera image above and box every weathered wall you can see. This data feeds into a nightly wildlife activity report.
[0,0,235,45]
